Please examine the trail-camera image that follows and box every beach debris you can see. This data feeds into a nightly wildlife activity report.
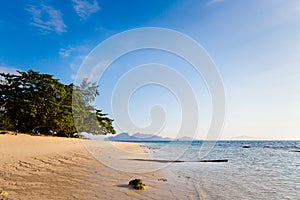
[128,179,145,190]
[125,158,228,163]
[198,159,228,162]
[290,150,300,153]
[242,145,251,148]
[158,177,167,182]
[0,191,8,197]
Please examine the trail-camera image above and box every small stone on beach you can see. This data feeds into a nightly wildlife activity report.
[0,191,8,196]
[158,178,167,182]
[129,179,145,190]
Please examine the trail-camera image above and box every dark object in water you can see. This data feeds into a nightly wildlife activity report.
[0,131,7,135]
[198,159,229,162]
[129,179,145,190]
[290,150,300,153]
[125,159,228,163]
[242,145,251,148]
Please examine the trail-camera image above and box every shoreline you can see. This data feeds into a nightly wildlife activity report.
[0,134,190,199]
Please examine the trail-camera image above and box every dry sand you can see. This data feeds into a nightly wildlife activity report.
[0,134,193,200]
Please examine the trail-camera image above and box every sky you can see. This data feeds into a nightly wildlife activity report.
[0,0,300,140]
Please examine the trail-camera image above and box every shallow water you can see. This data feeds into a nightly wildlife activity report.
[142,141,300,200]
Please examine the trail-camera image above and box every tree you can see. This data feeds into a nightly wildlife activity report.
[72,79,116,135]
[96,109,116,135]
[0,70,116,137]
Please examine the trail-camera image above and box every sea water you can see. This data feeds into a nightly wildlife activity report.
[141,141,300,199]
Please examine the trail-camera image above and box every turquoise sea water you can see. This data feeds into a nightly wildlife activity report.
[141,141,300,199]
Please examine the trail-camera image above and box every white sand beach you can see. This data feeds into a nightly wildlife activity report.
[0,134,199,200]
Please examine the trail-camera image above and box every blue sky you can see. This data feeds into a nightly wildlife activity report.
[1,0,300,139]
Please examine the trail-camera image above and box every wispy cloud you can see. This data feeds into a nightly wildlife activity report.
[58,44,94,80]
[59,47,75,58]
[27,4,66,34]
[207,0,225,6]
[72,0,100,19]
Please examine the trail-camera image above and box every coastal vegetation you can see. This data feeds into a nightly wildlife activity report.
[0,70,116,137]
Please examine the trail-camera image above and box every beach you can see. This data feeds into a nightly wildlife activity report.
[0,134,200,200]
[2,134,299,200]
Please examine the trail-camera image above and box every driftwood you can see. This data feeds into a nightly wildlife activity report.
[290,150,300,153]
[124,159,228,163]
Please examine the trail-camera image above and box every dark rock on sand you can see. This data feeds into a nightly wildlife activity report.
[0,190,8,197]
[129,179,145,190]
[158,178,167,182]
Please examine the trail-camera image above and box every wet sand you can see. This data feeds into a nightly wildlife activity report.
[0,134,199,200]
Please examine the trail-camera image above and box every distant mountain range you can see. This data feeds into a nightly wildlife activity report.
[105,133,172,141]
[175,136,194,141]
[105,133,199,141]
[86,132,265,141]
[86,132,280,141]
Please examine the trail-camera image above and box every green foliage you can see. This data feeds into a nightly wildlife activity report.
[72,79,116,135]
[0,70,116,137]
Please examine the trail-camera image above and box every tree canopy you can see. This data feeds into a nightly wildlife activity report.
[0,70,116,137]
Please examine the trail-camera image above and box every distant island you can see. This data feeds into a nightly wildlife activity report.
[106,133,198,141]
[105,133,172,141]
[175,136,194,141]
[105,133,271,142]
